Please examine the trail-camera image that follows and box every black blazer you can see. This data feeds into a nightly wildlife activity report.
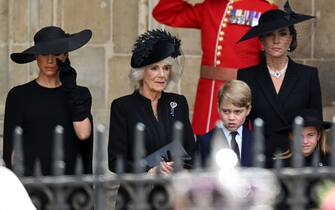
[108,91,196,173]
[196,126,253,167]
[237,57,322,166]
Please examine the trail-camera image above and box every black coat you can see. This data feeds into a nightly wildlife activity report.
[237,57,322,167]
[108,91,196,173]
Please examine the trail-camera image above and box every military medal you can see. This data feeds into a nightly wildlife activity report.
[229,9,261,26]
[230,9,237,24]
[251,11,261,26]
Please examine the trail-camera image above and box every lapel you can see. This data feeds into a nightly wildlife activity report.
[255,59,287,123]
[241,127,252,167]
[277,58,299,106]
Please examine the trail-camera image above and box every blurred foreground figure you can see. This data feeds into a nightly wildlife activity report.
[0,166,36,210]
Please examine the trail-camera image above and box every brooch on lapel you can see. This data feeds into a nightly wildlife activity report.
[170,101,177,117]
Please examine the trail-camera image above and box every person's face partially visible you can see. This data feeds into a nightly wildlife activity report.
[261,27,292,58]
[292,126,320,156]
[36,53,67,77]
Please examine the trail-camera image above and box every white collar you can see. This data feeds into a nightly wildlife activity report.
[217,121,243,137]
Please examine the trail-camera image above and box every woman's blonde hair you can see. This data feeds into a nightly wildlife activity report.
[128,56,182,90]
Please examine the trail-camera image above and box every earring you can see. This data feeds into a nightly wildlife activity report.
[288,47,291,51]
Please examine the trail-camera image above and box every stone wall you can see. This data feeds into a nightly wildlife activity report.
[1,0,335,157]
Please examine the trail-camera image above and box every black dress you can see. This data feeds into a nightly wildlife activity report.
[3,80,93,176]
[108,90,196,173]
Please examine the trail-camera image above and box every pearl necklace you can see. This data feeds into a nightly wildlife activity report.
[267,63,288,79]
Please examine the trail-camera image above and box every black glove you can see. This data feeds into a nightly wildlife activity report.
[57,58,92,122]
[57,58,77,89]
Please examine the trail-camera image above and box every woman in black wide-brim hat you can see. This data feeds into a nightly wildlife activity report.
[3,26,93,176]
[237,1,323,168]
[108,29,196,175]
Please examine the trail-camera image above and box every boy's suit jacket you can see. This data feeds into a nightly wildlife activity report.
[196,126,253,167]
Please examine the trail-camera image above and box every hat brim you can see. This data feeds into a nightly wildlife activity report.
[238,13,314,43]
[10,29,92,64]
[277,121,332,135]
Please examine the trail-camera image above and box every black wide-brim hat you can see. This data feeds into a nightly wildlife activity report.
[11,26,92,64]
[239,1,314,42]
[277,109,331,134]
[130,29,181,68]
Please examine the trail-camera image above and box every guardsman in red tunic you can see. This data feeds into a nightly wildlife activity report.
[153,0,277,135]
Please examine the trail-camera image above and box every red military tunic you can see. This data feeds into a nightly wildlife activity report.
[153,0,277,135]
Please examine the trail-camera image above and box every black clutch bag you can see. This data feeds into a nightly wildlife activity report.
[144,142,191,168]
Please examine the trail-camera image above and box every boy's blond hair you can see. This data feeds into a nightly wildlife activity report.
[217,80,252,108]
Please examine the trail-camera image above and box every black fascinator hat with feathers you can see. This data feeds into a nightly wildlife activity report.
[131,29,182,68]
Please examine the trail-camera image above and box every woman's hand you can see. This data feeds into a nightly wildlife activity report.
[57,58,92,140]
[160,161,174,174]
[147,161,174,176]
[57,58,77,89]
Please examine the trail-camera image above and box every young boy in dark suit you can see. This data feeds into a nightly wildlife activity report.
[196,80,253,167]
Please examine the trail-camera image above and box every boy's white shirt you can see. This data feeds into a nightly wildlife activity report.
[217,121,243,157]
[0,166,36,210]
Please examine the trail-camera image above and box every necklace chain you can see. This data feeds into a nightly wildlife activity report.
[267,63,288,79]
